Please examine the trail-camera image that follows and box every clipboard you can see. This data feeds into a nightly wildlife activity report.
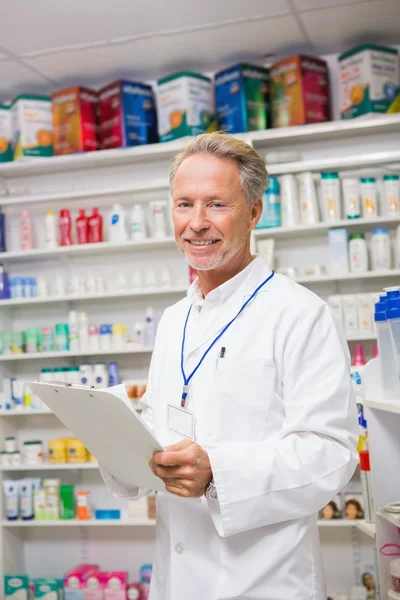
[30,381,166,493]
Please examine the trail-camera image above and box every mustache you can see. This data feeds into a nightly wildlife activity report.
[181,233,223,241]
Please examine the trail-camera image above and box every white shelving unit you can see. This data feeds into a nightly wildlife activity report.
[1,117,400,594]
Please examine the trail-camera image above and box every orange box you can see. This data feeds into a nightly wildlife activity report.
[270,55,331,128]
[51,86,98,154]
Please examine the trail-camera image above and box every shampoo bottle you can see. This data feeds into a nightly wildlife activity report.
[76,209,89,244]
[88,208,103,243]
[20,210,34,250]
[45,211,58,248]
[109,203,128,243]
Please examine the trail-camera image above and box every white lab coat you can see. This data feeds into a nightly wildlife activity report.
[101,256,358,600]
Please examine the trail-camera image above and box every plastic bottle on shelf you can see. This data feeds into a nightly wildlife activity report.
[360,177,378,218]
[131,268,142,290]
[20,210,33,250]
[349,233,368,273]
[384,175,400,216]
[279,174,300,228]
[130,204,146,241]
[88,325,100,352]
[342,178,361,219]
[68,310,79,353]
[150,201,168,238]
[160,264,172,289]
[59,209,72,246]
[370,227,391,271]
[321,172,341,221]
[88,207,103,243]
[76,209,89,244]
[45,210,58,248]
[0,207,6,252]
[144,308,156,348]
[78,312,89,353]
[298,172,319,225]
[93,363,108,388]
[374,293,400,397]
[109,203,128,243]
[108,362,120,386]
[257,176,281,228]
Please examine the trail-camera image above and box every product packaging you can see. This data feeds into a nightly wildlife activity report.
[59,209,72,246]
[270,54,331,128]
[76,209,89,244]
[127,583,142,600]
[34,579,58,600]
[19,478,34,520]
[298,172,319,225]
[63,564,99,600]
[11,95,53,159]
[99,80,158,149]
[3,480,19,520]
[52,86,98,155]
[384,175,400,215]
[130,205,146,241]
[342,178,361,219]
[359,450,375,523]
[0,105,13,162]
[215,63,270,134]
[339,44,400,119]
[360,177,378,218]
[60,484,75,519]
[280,174,300,227]
[150,201,168,238]
[342,295,359,336]
[0,208,6,251]
[5,575,29,600]
[349,233,369,273]
[357,294,374,334]
[77,489,91,519]
[88,208,103,243]
[103,571,128,600]
[156,71,215,142]
[328,295,344,330]
[84,571,108,600]
[45,211,58,248]
[108,203,128,243]
[321,172,341,221]
[257,177,281,229]
[328,228,349,275]
[371,227,391,270]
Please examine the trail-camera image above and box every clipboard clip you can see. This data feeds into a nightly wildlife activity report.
[46,380,95,389]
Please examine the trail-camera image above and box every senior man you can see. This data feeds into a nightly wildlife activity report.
[101,132,358,600]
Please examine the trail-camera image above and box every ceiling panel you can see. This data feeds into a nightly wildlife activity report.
[2,0,290,56]
[22,14,305,91]
[300,0,400,53]
[0,61,52,102]
[293,0,369,10]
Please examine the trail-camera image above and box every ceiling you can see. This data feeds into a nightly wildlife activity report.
[1,0,399,101]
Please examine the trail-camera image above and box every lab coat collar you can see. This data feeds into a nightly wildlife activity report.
[184,256,273,356]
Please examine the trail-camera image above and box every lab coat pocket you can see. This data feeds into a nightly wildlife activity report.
[215,358,275,441]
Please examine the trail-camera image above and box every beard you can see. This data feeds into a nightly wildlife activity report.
[176,228,249,271]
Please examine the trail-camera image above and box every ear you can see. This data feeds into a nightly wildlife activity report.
[249,197,263,231]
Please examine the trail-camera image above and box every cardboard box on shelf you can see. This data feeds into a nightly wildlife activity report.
[51,86,98,155]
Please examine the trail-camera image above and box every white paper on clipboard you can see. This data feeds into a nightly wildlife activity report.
[30,381,166,493]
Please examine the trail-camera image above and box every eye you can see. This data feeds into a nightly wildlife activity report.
[176,202,191,208]
[210,202,225,208]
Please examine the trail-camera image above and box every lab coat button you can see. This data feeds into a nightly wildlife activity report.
[174,543,184,555]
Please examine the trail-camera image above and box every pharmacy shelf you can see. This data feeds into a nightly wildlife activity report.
[1,116,400,179]
[364,399,400,415]
[377,508,400,528]
[0,519,156,527]
[0,237,177,263]
[356,520,376,539]
[317,520,358,528]
[346,334,377,342]
[268,149,400,176]
[0,180,169,207]
[0,408,52,416]
[0,463,98,472]
[295,269,400,285]
[254,216,400,241]
[0,347,153,362]
[0,286,187,307]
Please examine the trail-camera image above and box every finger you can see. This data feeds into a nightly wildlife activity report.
[166,439,193,452]
[153,465,192,480]
[155,449,192,467]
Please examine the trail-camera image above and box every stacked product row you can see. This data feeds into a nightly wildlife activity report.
[328,293,381,338]
[0,43,398,162]
[257,172,400,230]
[0,201,169,254]
[5,563,153,599]
[0,308,156,356]
[1,435,95,468]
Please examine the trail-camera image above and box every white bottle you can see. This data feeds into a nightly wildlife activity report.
[383,175,400,216]
[342,178,361,219]
[360,177,378,218]
[78,312,89,352]
[349,233,368,273]
[134,322,145,346]
[131,268,142,290]
[93,363,108,388]
[116,270,128,291]
[80,364,94,386]
[280,175,300,228]
[144,268,157,289]
[20,210,34,250]
[321,172,341,221]
[45,210,58,248]
[371,227,391,270]
[297,172,319,225]
[130,204,146,241]
[150,201,168,238]
[160,264,172,289]
[68,310,79,352]
[108,203,127,243]
[342,294,359,336]
[37,275,48,297]
[53,274,66,297]
[144,308,156,348]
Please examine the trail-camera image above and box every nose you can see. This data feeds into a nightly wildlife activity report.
[189,204,210,233]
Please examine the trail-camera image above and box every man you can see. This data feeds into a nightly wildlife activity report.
[101,132,358,599]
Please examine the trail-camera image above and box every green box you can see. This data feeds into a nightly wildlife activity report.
[5,575,29,600]
[11,94,53,159]
[34,579,58,600]
[339,44,400,119]
[0,105,13,162]
[156,71,215,142]
[60,484,75,519]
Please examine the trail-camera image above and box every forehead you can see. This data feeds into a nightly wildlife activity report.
[172,153,242,196]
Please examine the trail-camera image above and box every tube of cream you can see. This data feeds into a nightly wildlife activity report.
[3,480,19,520]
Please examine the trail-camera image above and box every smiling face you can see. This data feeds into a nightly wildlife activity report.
[172,152,261,271]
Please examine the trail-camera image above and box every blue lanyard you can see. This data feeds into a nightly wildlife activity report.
[180,270,275,407]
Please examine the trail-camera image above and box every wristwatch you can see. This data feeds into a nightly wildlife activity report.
[205,477,218,500]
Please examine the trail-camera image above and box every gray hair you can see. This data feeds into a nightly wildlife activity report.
[169,132,268,204]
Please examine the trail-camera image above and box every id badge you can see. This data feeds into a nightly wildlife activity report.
[168,404,194,440]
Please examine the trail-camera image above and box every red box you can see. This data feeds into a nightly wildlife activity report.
[52,86,98,154]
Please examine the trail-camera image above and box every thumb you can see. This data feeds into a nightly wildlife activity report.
[166,439,193,452]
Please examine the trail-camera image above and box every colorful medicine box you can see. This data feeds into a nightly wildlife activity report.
[51,86,98,155]
[215,63,270,134]
[34,578,58,600]
[84,571,108,600]
[64,565,99,600]
[5,575,29,600]
[270,55,331,128]
[156,71,215,142]
[339,44,400,119]
[98,80,158,149]
[11,95,53,159]
[103,571,128,600]
[0,105,13,162]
